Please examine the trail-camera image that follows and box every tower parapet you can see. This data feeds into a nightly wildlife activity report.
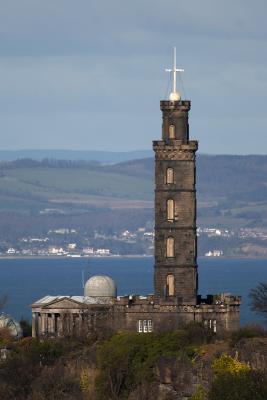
[160,100,190,143]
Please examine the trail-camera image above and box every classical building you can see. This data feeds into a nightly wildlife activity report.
[31,49,241,338]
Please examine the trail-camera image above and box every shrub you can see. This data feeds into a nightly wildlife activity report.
[209,370,267,400]
[13,337,64,366]
[230,324,266,345]
[95,331,194,400]
[0,327,12,344]
[190,385,207,400]
[212,353,250,375]
[183,322,214,346]
[0,338,65,399]
[208,353,267,400]
[30,365,81,400]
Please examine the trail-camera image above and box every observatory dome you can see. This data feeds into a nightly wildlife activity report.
[0,313,22,339]
[84,275,117,298]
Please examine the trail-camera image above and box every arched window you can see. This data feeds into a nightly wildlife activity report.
[166,237,174,258]
[169,124,175,139]
[167,199,174,222]
[166,167,174,184]
[166,274,175,296]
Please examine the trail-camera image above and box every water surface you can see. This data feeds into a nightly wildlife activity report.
[0,257,267,325]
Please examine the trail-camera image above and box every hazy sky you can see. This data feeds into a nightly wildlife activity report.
[0,0,266,154]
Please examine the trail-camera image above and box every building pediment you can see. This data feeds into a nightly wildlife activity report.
[44,297,85,309]
[30,296,87,310]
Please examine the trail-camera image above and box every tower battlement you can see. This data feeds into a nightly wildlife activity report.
[160,100,191,110]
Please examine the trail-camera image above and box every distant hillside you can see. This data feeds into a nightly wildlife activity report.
[196,155,267,228]
[0,155,267,231]
[105,157,154,179]
[197,155,267,202]
[0,149,153,163]
[0,155,267,256]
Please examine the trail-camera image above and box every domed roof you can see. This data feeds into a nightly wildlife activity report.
[84,275,117,298]
[0,313,22,339]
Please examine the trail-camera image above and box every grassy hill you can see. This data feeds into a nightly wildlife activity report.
[0,160,153,212]
[0,155,267,238]
[0,155,267,255]
[1,155,267,216]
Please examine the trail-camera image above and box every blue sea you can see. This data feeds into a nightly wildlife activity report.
[0,257,267,325]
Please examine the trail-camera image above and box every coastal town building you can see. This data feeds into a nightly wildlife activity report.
[205,250,223,257]
[31,49,241,338]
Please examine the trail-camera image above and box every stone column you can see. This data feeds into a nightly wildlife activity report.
[52,313,56,335]
[70,313,74,335]
[41,313,48,336]
[32,312,37,338]
[57,314,62,337]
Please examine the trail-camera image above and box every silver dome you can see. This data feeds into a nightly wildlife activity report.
[84,275,117,298]
[0,313,22,339]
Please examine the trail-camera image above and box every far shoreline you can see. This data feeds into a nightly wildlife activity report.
[0,254,153,260]
[0,255,267,261]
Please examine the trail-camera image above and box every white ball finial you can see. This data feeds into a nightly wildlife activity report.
[169,91,181,101]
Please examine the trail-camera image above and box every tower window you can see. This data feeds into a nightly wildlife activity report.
[166,274,175,296]
[204,319,217,333]
[167,199,174,222]
[169,124,175,139]
[166,237,175,258]
[166,168,174,184]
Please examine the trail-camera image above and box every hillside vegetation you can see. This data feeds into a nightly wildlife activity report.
[1,155,267,226]
[1,324,267,399]
[1,155,267,256]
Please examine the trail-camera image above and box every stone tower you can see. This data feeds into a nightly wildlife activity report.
[31,48,241,338]
[153,48,198,304]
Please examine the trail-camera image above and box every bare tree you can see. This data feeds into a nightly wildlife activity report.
[250,282,267,321]
[0,294,7,311]
[0,295,10,341]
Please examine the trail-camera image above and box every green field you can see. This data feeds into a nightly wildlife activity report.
[0,165,153,212]
[1,155,267,230]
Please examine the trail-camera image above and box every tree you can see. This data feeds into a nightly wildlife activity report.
[0,294,10,342]
[250,282,267,321]
[0,294,7,310]
[19,318,32,337]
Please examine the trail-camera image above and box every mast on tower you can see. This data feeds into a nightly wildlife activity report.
[165,47,184,101]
